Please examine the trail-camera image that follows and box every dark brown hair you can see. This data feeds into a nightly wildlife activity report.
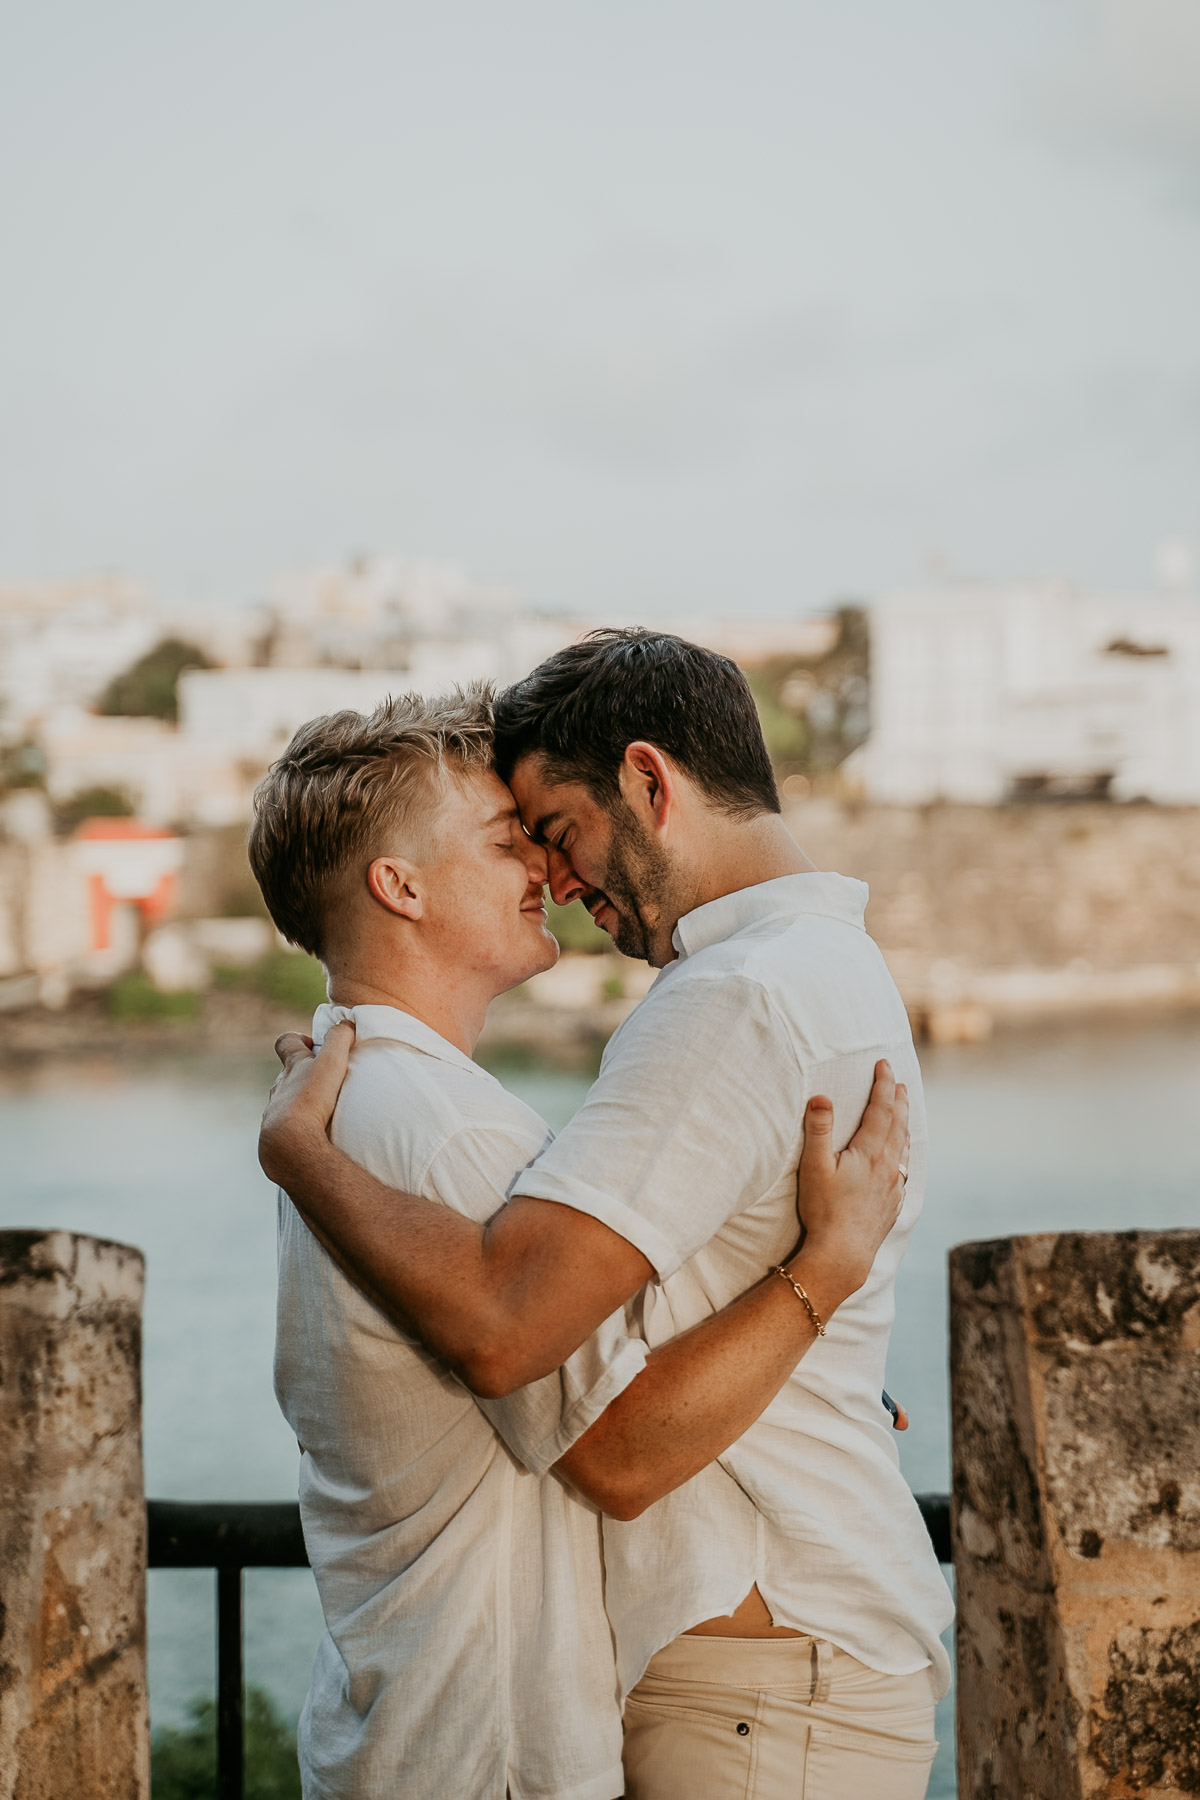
[493,628,779,817]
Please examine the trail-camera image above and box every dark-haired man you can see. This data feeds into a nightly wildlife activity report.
[262,631,954,1799]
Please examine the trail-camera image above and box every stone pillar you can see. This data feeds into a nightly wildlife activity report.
[0,1230,149,1800]
[951,1228,1200,1800]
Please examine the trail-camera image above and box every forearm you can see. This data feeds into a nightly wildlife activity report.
[270,1127,650,1395]
[283,1187,408,1325]
[279,1134,504,1373]
[555,1243,854,1520]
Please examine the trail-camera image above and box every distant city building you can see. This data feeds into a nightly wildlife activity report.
[177,667,417,761]
[257,556,568,676]
[682,616,839,665]
[853,580,1200,805]
[40,709,247,829]
[73,819,183,963]
[0,576,160,739]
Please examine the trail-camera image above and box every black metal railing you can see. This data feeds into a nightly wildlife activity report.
[147,1501,309,1800]
[147,1492,952,1800]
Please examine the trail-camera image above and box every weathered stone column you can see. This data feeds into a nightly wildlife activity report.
[951,1227,1200,1799]
[0,1230,149,1800]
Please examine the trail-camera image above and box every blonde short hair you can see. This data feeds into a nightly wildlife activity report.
[248,685,494,959]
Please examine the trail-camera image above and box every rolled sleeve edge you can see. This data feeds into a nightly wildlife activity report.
[516,1174,683,1282]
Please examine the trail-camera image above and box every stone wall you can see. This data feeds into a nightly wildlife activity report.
[0,1231,149,1800]
[791,800,1200,969]
[790,800,1200,1032]
[950,1228,1200,1799]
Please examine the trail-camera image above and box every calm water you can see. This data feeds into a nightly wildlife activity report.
[5,1016,1200,1797]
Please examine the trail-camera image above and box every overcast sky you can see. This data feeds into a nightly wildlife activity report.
[1,0,1198,615]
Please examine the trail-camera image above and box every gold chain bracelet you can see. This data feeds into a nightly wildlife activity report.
[769,1264,826,1336]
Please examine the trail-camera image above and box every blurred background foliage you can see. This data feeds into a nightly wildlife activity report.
[108,973,201,1023]
[53,783,136,834]
[212,950,331,1012]
[100,637,214,724]
[544,895,609,954]
[747,605,870,781]
[150,1687,300,1800]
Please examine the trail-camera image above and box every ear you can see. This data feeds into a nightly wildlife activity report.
[366,857,423,921]
[618,742,676,835]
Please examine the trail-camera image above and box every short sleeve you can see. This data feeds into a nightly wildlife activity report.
[422,1127,650,1476]
[516,971,805,1280]
[477,1310,650,1479]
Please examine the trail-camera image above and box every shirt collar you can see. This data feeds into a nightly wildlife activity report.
[312,1002,486,1078]
[670,871,869,961]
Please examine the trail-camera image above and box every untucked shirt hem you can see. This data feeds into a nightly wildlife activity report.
[506,1764,625,1800]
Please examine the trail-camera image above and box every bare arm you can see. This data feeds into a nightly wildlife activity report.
[554,1078,909,1519]
[261,1022,652,1395]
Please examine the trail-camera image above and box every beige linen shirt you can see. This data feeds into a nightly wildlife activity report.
[274,1004,648,1800]
[519,872,955,1701]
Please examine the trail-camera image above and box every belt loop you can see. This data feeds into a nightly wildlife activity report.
[809,1638,832,1705]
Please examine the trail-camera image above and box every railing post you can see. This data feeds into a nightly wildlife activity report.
[0,1229,149,1799]
[951,1227,1200,1799]
[216,1565,245,1800]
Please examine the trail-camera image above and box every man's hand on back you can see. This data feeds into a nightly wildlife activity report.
[792,1059,910,1307]
[260,1021,356,1189]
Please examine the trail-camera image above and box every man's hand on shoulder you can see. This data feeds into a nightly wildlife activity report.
[259,1020,356,1188]
[791,1059,909,1316]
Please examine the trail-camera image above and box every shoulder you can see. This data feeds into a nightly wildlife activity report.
[605,959,779,1056]
[579,962,792,1110]
[333,1039,550,1194]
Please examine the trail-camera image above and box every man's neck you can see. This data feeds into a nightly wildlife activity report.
[670,813,815,929]
[326,957,494,1057]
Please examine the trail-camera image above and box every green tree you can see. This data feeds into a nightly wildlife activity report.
[747,674,810,767]
[0,740,46,790]
[211,948,330,1013]
[749,604,871,778]
[150,1687,301,1800]
[100,637,214,723]
[54,784,136,833]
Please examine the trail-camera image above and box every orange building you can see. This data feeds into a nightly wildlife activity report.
[72,820,184,954]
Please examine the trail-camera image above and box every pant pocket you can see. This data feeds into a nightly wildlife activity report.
[802,1722,938,1800]
[623,1693,757,1800]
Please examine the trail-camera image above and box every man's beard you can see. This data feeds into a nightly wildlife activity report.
[594,806,673,964]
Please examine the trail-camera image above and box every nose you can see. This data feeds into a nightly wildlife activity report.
[545,844,587,906]
[519,836,549,888]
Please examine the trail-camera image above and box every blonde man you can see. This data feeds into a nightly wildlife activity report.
[250,687,909,1800]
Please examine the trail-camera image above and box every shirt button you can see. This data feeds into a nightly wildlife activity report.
[736,1722,750,1736]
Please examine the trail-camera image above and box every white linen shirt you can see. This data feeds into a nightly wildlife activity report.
[519,872,955,1701]
[274,1003,648,1800]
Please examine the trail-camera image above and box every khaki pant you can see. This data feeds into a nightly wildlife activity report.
[622,1633,938,1800]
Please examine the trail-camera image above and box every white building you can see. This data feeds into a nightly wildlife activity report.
[262,556,537,670]
[177,665,471,764]
[854,580,1200,805]
[0,576,162,739]
[40,709,249,828]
